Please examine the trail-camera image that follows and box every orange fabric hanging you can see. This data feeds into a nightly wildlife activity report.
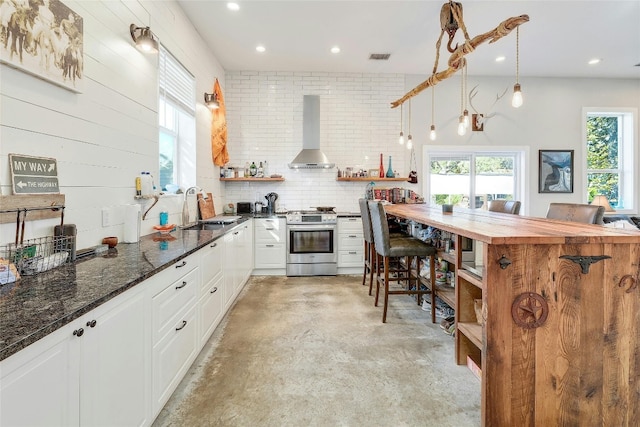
[211,79,229,166]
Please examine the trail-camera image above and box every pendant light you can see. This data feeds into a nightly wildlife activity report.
[457,63,467,136]
[462,62,469,128]
[512,27,523,108]
[429,80,437,141]
[398,104,405,145]
[406,99,413,150]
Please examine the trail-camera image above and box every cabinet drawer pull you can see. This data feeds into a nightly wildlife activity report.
[175,281,187,289]
[266,244,274,247]
[348,235,357,238]
[175,261,187,268]
[266,228,274,230]
[234,231,239,235]
[86,320,97,328]
[175,320,187,331]
[349,251,357,255]
[210,243,217,248]
[348,218,357,221]
[73,328,84,337]
[210,286,218,294]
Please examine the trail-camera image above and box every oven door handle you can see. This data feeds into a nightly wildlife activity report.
[287,224,336,230]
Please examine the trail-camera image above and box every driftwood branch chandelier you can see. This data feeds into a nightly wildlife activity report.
[390,1,529,109]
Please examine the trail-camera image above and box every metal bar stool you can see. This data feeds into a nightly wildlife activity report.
[368,201,437,323]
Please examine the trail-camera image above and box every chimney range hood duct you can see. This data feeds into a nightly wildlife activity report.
[288,95,335,169]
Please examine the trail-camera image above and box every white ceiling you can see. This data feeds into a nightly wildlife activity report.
[176,0,640,79]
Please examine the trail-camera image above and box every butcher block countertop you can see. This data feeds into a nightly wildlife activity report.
[384,204,640,244]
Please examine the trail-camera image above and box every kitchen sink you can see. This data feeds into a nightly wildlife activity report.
[182,223,229,231]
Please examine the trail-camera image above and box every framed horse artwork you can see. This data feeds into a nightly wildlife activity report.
[0,0,83,93]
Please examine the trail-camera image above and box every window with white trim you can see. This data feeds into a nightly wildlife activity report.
[159,46,196,191]
[424,147,526,211]
[584,108,636,211]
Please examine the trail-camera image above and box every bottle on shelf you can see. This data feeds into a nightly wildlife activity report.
[250,161,257,176]
[379,153,385,178]
[386,156,395,178]
[244,162,250,178]
[263,160,269,177]
[257,161,264,178]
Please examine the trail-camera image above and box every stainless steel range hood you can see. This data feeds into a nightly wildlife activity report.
[288,95,335,169]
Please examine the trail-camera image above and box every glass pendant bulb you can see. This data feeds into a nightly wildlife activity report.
[398,131,405,145]
[429,125,436,141]
[512,83,523,108]
[463,109,470,128]
[457,116,466,136]
[407,135,413,150]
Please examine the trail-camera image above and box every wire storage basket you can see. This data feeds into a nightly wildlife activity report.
[1,235,75,278]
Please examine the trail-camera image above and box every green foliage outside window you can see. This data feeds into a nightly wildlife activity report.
[586,116,619,204]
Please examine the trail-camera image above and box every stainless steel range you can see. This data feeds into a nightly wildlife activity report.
[286,210,337,276]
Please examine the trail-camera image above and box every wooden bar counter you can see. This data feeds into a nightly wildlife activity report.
[385,204,640,427]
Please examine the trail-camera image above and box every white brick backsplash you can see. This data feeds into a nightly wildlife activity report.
[223,71,414,213]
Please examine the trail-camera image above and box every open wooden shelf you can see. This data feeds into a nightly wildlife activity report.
[458,322,483,349]
[437,251,456,264]
[435,285,455,308]
[337,177,409,182]
[220,177,284,182]
[457,269,483,289]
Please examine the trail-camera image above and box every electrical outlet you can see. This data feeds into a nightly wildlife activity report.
[102,208,110,227]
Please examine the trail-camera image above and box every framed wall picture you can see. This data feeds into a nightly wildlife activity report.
[539,150,574,193]
[0,0,84,93]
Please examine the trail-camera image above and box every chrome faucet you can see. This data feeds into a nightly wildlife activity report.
[181,186,207,227]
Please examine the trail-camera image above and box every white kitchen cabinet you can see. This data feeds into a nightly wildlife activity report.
[199,239,224,346]
[0,223,255,427]
[0,285,149,427]
[0,323,78,427]
[237,219,253,287]
[80,288,149,427]
[223,231,238,311]
[150,255,200,416]
[338,217,364,268]
[254,217,286,270]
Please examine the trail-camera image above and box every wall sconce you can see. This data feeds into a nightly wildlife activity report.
[204,92,220,109]
[130,24,158,53]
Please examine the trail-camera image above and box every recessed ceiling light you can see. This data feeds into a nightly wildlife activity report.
[495,56,506,62]
[256,45,266,53]
[227,2,239,11]
[588,58,601,65]
[331,46,340,54]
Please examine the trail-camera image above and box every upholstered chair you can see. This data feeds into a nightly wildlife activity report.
[546,203,605,225]
[488,200,521,215]
[368,201,437,323]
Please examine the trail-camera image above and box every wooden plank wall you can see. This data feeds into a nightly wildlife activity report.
[0,0,225,249]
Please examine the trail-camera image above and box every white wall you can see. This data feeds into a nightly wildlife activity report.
[0,0,224,249]
[404,74,640,217]
[223,71,418,213]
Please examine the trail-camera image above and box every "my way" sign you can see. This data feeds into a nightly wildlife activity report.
[9,154,60,194]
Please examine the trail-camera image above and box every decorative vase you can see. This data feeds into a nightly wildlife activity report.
[379,153,385,178]
[386,156,394,178]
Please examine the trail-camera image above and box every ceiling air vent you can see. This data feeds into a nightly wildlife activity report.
[369,53,391,60]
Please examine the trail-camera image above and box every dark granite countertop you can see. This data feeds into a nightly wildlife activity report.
[0,219,250,362]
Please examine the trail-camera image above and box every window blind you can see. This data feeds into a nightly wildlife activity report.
[159,47,195,115]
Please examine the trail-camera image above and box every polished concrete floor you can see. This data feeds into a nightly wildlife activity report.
[153,275,481,427]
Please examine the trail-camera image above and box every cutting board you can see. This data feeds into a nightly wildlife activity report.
[198,193,215,220]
